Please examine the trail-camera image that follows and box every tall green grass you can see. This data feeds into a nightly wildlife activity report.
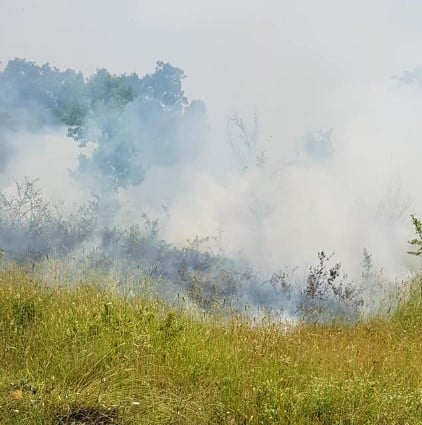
[0,266,421,424]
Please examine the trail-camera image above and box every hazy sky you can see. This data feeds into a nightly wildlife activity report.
[2,0,422,128]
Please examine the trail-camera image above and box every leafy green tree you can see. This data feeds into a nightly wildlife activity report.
[72,61,206,191]
[1,58,88,127]
[0,58,207,193]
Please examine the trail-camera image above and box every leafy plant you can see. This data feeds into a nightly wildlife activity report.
[408,214,422,257]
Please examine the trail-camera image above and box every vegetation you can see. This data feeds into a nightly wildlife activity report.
[0,266,420,424]
[0,58,207,190]
[1,58,421,423]
[0,178,368,321]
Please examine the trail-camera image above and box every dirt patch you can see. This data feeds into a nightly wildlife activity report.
[55,405,119,424]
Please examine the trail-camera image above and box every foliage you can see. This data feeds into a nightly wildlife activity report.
[0,58,207,192]
[408,214,422,257]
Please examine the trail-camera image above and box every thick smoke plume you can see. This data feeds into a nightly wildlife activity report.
[0,57,420,322]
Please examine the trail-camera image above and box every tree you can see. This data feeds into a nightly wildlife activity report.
[0,58,207,196]
[72,61,206,192]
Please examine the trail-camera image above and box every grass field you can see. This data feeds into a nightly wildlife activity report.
[0,266,421,424]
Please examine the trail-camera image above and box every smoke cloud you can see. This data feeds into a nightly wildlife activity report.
[1,1,422,320]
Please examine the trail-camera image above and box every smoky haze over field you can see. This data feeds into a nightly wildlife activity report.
[1,0,422,320]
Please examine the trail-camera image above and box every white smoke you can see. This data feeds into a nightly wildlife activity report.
[1,0,422,316]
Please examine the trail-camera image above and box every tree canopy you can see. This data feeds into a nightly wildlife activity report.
[0,58,207,191]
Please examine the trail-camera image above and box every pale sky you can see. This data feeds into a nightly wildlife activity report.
[1,0,422,126]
